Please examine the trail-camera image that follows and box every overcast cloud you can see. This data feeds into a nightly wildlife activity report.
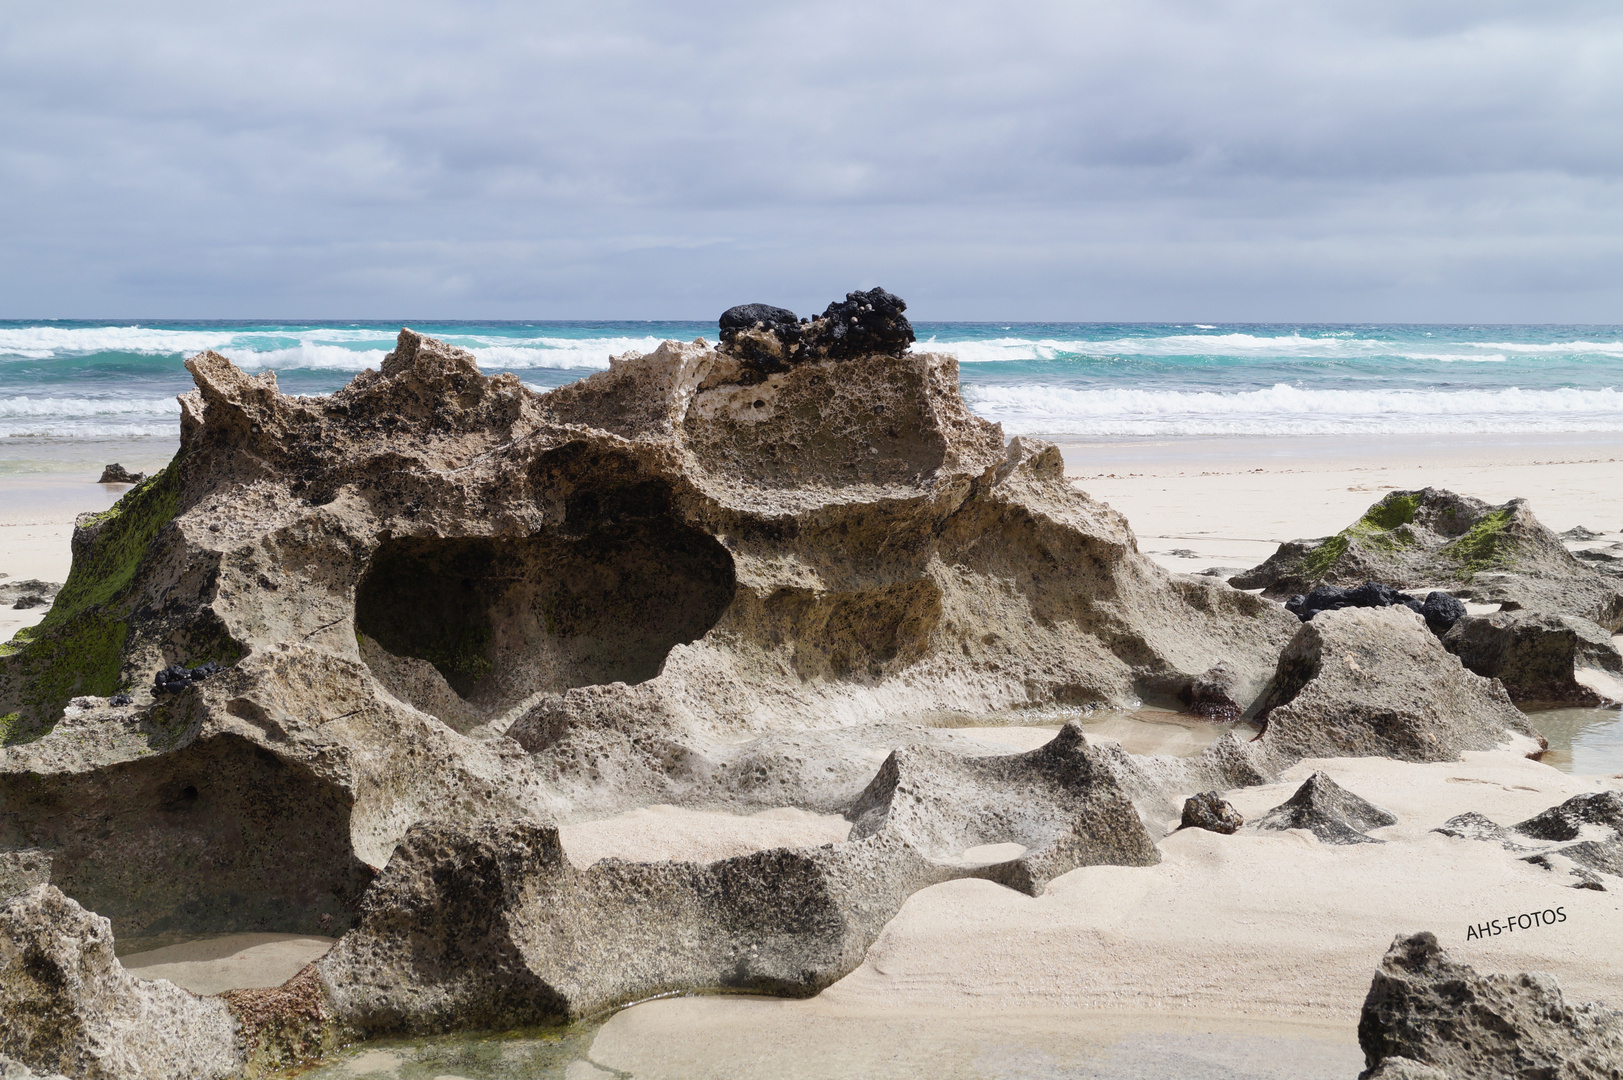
[2,0,1621,320]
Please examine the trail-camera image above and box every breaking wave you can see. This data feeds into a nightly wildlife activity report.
[961,383,1623,437]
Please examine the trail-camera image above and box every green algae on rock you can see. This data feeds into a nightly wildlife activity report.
[1231,488,1623,630]
[0,459,192,742]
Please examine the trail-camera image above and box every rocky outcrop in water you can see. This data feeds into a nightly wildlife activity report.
[1232,488,1623,630]
[1442,610,1623,706]
[94,466,143,486]
[1358,931,1623,1079]
[1253,606,1541,763]
[1180,661,1247,719]
[1253,770,1396,844]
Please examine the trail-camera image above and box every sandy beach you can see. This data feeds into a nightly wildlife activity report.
[1055,431,1623,576]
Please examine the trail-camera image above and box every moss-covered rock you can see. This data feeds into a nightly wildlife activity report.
[1230,488,1623,630]
[0,460,184,741]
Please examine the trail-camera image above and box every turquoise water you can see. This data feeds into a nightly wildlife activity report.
[3,321,1623,443]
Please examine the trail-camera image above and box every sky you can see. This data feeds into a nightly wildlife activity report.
[2,0,1621,321]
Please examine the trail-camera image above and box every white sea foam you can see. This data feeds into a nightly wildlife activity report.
[1474,340,1623,354]
[960,383,1623,436]
[0,325,674,370]
[0,326,242,358]
[0,395,182,439]
[234,346,395,372]
[924,335,1609,364]
[0,396,182,417]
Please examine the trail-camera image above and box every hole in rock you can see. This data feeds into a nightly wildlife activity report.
[355,458,736,713]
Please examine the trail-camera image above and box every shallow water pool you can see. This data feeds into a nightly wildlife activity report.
[1529,705,1623,775]
[287,1003,1361,1080]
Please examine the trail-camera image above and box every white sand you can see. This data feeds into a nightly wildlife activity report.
[558,804,852,868]
[815,751,1623,1020]
[0,472,145,643]
[120,933,335,996]
[577,750,1623,1078]
[589,999,1363,1079]
[958,716,1244,758]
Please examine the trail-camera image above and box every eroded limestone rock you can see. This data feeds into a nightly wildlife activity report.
[1253,770,1396,844]
[1181,661,1247,720]
[0,303,1304,1070]
[0,886,241,1080]
[1442,610,1623,706]
[1435,792,1623,888]
[846,723,1159,893]
[1358,931,1623,1079]
[1232,488,1623,630]
[1178,791,1244,834]
[311,722,1158,1035]
[1254,607,1541,763]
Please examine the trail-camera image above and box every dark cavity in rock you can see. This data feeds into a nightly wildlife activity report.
[355,520,735,706]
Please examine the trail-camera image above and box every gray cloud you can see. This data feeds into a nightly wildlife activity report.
[1,0,1620,319]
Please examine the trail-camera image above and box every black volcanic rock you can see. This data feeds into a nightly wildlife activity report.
[717,304,804,371]
[1284,581,1423,623]
[717,287,915,372]
[1419,591,1465,634]
[808,287,914,360]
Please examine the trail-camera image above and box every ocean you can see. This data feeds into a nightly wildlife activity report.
[2,320,1623,450]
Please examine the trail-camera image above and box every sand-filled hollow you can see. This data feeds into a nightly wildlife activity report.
[557,805,853,868]
[121,932,336,996]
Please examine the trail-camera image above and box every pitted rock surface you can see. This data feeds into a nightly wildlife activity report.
[1253,606,1541,764]
[0,323,1297,941]
[1358,931,1623,1079]
[1443,610,1623,706]
[1177,791,1244,834]
[1253,770,1396,844]
[0,886,241,1080]
[1435,792,1623,887]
